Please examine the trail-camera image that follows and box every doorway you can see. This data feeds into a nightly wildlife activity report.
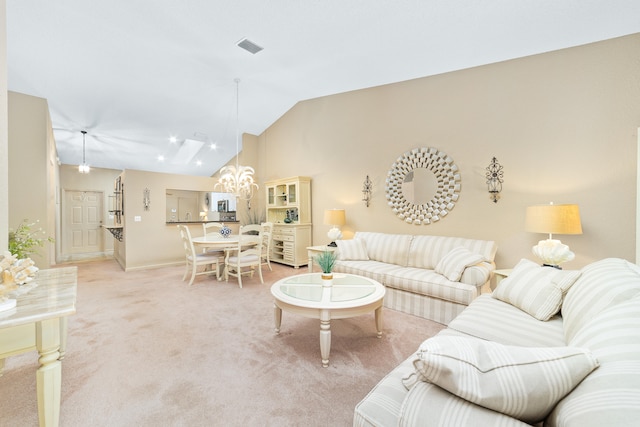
[62,190,104,260]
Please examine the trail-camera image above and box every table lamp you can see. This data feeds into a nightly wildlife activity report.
[324,209,346,247]
[525,203,582,269]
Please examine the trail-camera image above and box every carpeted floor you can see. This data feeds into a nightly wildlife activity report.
[0,259,445,427]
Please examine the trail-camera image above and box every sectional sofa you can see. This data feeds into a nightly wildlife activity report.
[353,257,640,426]
[333,231,497,324]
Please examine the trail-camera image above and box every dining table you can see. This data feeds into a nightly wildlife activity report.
[191,233,256,249]
[190,233,259,279]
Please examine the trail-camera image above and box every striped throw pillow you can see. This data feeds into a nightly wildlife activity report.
[402,336,599,424]
[493,258,581,321]
[435,247,486,281]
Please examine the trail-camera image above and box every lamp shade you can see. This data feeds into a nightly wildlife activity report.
[525,204,582,235]
[324,209,346,226]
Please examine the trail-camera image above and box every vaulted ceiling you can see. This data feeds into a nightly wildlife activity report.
[7,1,640,176]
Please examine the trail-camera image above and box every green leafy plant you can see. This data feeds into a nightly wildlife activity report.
[8,219,54,259]
[315,250,337,274]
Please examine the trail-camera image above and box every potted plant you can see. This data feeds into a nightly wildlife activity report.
[8,219,54,260]
[315,250,337,282]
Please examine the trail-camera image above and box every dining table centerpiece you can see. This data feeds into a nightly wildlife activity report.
[219,225,232,238]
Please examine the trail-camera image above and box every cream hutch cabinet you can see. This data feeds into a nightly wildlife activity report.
[265,176,312,268]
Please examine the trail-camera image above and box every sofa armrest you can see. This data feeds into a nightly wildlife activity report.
[398,381,530,427]
[459,262,494,287]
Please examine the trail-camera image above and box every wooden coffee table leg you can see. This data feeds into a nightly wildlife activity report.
[375,305,383,338]
[320,310,331,367]
[273,304,282,334]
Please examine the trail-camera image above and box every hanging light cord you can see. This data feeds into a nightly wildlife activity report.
[81,130,87,166]
[234,78,240,171]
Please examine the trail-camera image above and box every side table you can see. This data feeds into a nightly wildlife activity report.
[306,245,337,273]
[493,268,513,290]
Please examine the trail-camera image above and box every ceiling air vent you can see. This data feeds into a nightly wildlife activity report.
[237,38,263,54]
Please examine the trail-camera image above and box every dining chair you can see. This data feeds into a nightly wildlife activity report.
[260,222,274,271]
[224,224,263,288]
[203,222,224,236]
[178,224,221,286]
[201,222,227,258]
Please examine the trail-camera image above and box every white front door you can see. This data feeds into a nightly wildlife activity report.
[64,191,103,255]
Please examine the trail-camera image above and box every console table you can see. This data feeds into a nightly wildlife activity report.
[0,266,78,427]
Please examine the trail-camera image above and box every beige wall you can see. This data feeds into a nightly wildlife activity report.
[0,0,7,252]
[8,91,58,267]
[119,169,242,270]
[5,30,639,273]
[258,33,640,270]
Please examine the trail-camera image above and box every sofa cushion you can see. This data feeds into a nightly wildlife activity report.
[335,238,369,261]
[435,246,486,281]
[408,235,497,270]
[493,258,581,321]
[333,260,399,285]
[562,257,640,343]
[383,266,480,305]
[446,294,566,347]
[402,335,599,424]
[354,232,413,266]
[398,381,532,427]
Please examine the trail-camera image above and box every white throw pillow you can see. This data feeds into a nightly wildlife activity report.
[435,247,486,281]
[493,258,581,321]
[402,336,599,424]
[336,238,369,261]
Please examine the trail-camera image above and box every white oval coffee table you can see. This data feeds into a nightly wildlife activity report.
[270,273,385,367]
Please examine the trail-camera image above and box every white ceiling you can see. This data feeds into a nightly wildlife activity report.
[7,1,640,177]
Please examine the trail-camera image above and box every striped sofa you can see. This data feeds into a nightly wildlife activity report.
[353,257,640,427]
[333,232,497,325]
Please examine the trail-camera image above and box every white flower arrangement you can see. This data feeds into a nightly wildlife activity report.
[0,251,39,287]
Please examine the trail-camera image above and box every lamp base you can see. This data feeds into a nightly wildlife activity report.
[327,227,342,248]
[532,239,575,267]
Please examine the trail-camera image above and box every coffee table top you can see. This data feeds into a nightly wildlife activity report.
[271,273,385,309]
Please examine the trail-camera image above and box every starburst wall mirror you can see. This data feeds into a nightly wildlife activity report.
[385,147,461,225]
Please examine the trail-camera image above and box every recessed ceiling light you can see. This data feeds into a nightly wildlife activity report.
[196,160,202,167]
[169,136,177,144]
[237,38,263,54]
[210,143,217,150]
[157,155,165,162]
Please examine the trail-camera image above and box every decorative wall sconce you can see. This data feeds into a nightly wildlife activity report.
[362,175,372,207]
[143,188,150,211]
[485,157,504,203]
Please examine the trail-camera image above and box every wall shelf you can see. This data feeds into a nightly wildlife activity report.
[102,225,123,242]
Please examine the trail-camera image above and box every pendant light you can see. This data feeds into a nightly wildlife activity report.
[78,130,90,173]
[215,78,258,200]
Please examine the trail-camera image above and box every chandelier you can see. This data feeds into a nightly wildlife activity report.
[78,130,90,173]
[215,78,258,200]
